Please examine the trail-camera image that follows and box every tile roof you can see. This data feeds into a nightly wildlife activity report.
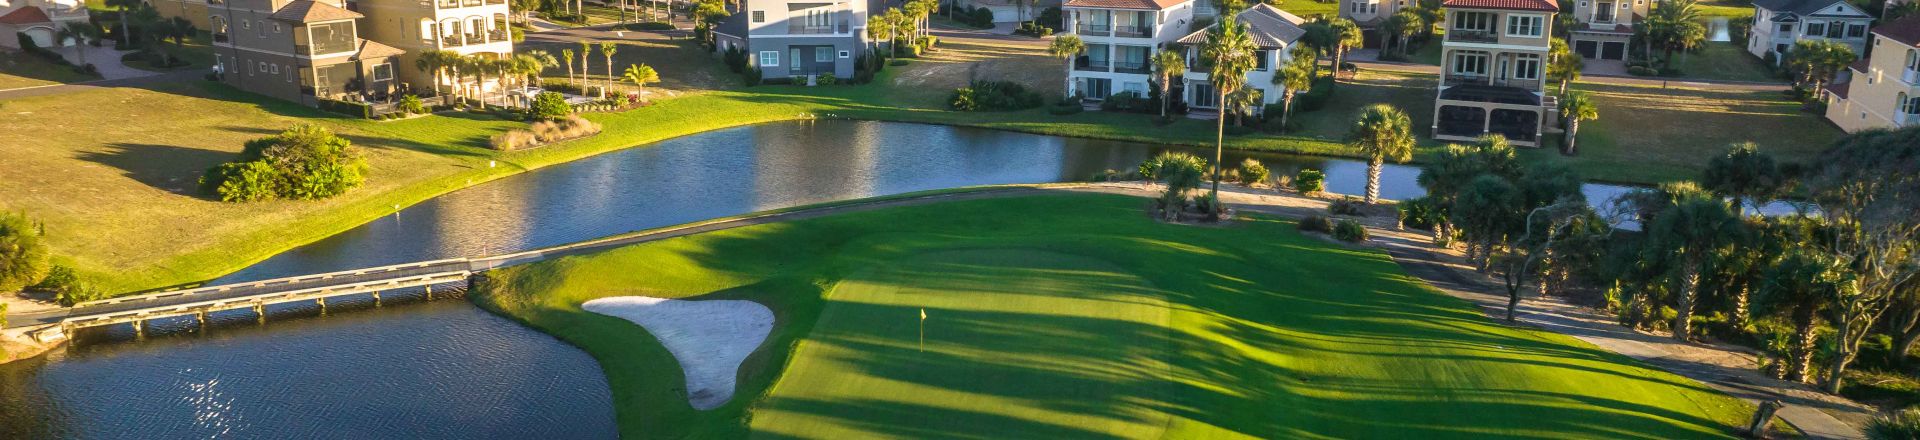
[1874,14,1920,47]
[269,0,363,23]
[1176,3,1306,48]
[1442,0,1558,12]
[1573,22,1632,34]
[0,6,54,25]
[1063,0,1189,11]
[353,39,405,60]
[1825,79,1848,99]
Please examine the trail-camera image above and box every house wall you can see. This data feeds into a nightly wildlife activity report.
[1338,0,1410,26]
[1060,1,1193,98]
[1568,0,1646,28]
[356,0,512,90]
[743,0,869,79]
[1746,3,1872,61]
[1826,34,1920,132]
[1182,45,1289,109]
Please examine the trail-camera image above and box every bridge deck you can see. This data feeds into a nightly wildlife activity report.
[53,260,476,331]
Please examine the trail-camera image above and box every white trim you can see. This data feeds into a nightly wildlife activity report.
[1505,14,1545,38]
[1443,41,1551,52]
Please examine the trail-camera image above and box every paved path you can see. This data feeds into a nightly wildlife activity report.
[56,46,159,81]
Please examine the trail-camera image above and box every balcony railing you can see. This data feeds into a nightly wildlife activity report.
[1113,60,1148,74]
[213,33,229,43]
[489,30,508,42]
[1076,22,1110,34]
[1444,74,1542,91]
[1113,25,1150,38]
[466,32,484,44]
[485,0,505,4]
[439,0,458,7]
[788,22,850,34]
[1903,69,1918,85]
[463,0,481,6]
[442,35,464,47]
[1074,57,1109,71]
[1447,30,1498,44]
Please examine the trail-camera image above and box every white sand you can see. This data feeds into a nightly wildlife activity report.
[581,296,774,410]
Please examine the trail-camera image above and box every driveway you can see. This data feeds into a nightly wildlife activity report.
[57,46,160,81]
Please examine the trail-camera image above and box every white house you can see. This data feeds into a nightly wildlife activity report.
[1061,0,1196,100]
[1176,3,1306,113]
[1747,0,1872,63]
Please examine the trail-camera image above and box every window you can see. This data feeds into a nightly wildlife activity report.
[257,61,267,74]
[1452,11,1492,31]
[1848,24,1866,38]
[1778,23,1791,33]
[1123,81,1146,95]
[272,23,282,33]
[1776,43,1788,53]
[270,63,279,74]
[1594,1,1614,22]
[243,20,251,29]
[1254,49,1269,70]
[372,63,393,81]
[1806,22,1825,36]
[1451,51,1488,76]
[759,50,778,67]
[751,11,765,22]
[1907,49,1919,73]
[838,50,850,58]
[1368,3,1376,13]
[1903,95,1920,116]
[814,46,831,63]
[1513,53,1540,80]
[1506,14,1544,37]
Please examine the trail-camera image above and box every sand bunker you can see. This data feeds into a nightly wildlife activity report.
[581,296,774,410]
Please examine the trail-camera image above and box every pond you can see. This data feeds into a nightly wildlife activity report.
[0,120,1804,438]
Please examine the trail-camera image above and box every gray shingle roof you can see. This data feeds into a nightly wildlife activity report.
[268,0,363,23]
[1752,0,1861,18]
[1176,3,1306,48]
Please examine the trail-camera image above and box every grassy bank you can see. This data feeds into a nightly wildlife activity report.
[473,193,1758,439]
[0,35,1843,295]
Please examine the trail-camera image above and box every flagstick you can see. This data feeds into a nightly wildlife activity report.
[919,308,927,353]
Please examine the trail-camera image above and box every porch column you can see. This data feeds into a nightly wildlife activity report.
[1482,107,1493,137]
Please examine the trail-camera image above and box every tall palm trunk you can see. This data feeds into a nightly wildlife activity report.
[1364,157,1382,203]
[1788,304,1817,382]
[1672,262,1700,342]
[1279,93,1293,133]
[1563,119,1580,155]
[1158,76,1170,118]
[1211,88,1227,206]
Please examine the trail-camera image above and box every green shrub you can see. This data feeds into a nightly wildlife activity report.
[398,95,427,115]
[1333,219,1369,242]
[1298,215,1334,233]
[723,46,748,73]
[530,91,573,120]
[1195,192,1223,215]
[317,98,373,119]
[1293,76,1338,112]
[1328,196,1366,216]
[1037,6,1062,28]
[1627,66,1657,76]
[1099,91,1152,113]
[966,6,994,27]
[743,66,762,86]
[1237,158,1269,186]
[1143,152,1208,209]
[210,161,283,202]
[0,212,51,292]
[1296,168,1325,193]
[32,264,102,306]
[203,124,366,202]
[817,72,838,85]
[1868,406,1920,440]
[948,81,1043,111]
[1399,196,1439,231]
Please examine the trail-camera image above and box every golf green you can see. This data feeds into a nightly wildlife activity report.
[473,193,1757,439]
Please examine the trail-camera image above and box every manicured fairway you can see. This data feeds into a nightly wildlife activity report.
[472,193,1756,439]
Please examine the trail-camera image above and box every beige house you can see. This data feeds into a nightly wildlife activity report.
[0,0,89,49]
[210,0,404,106]
[1060,0,1195,100]
[1565,0,1646,61]
[1824,15,1920,132]
[353,0,514,96]
[1336,0,1413,47]
[1432,0,1557,147]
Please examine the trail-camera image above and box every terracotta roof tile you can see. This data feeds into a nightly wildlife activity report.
[1063,0,1189,11]
[1442,0,1558,12]
[1875,14,1920,48]
[1826,80,1848,99]
[0,6,54,25]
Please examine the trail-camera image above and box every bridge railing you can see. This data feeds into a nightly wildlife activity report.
[62,271,474,328]
[73,258,475,309]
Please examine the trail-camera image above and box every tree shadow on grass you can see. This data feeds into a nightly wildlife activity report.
[76,143,234,197]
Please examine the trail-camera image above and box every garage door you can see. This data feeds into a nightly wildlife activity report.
[1602,42,1626,60]
[1575,40,1598,59]
[23,27,57,48]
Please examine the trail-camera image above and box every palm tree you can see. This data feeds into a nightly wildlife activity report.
[1273,49,1314,133]
[1380,13,1411,55]
[521,50,557,89]
[1759,249,1844,383]
[867,14,892,56]
[105,0,140,46]
[1224,87,1262,127]
[1645,0,1704,68]
[1151,50,1185,118]
[1390,11,1422,55]
[1201,15,1257,203]
[1048,35,1085,98]
[1548,38,1583,96]
[414,50,459,97]
[579,41,594,90]
[1560,91,1598,155]
[1786,39,1856,97]
[58,22,97,68]
[1349,104,1415,204]
[560,48,576,87]
[623,63,659,92]
[599,42,618,98]
[1329,18,1362,76]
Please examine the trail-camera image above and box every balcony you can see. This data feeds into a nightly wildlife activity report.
[1075,22,1110,35]
[213,33,229,43]
[442,35,464,47]
[1439,81,1542,106]
[463,0,481,6]
[1074,57,1109,71]
[1903,69,1918,85]
[1901,113,1920,127]
[1444,75,1542,91]
[788,22,850,34]
[1113,25,1150,38]
[466,32,485,44]
[438,0,458,7]
[1113,60,1148,74]
[1447,30,1498,44]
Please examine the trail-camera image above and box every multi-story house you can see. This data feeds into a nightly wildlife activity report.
[354,0,514,96]
[713,0,877,82]
[1824,15,1920,132]
[1337,0,1413,47]
[1060,0,1195,100]
[1565,0,1646,61]
[1432,0,1556,147]
[1747,0,1871,63]
[209,0,405,106]
[1176,3,1304,113]
[0,0,89,49]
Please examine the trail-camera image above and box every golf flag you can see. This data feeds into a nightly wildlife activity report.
[920,308,927,320]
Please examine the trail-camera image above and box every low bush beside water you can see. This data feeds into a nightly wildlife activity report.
[0,212,50,293]
[1328,197,1366,216]
[1237,159,1269,186]
[33,265,103,306]
[1333,219,1369,242]
[950,81,1044,111]
[1298,215,1333,233]
[1295,169,1325,194]
[490,115,602,151]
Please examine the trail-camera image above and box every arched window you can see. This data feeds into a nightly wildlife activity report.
[1901,92,1919,115]
[420,18,436,43]
[212,16,229,42]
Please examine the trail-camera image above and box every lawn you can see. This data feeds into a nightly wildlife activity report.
[1669,41,1779,83]
[472,193,1759,439]
[1698,0,1756,18]
[1277,0,1341,18]
[1534,80,1842,184]
[0,53,95,90]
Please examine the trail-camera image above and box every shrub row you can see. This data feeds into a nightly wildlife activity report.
[950,80,1043,111]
